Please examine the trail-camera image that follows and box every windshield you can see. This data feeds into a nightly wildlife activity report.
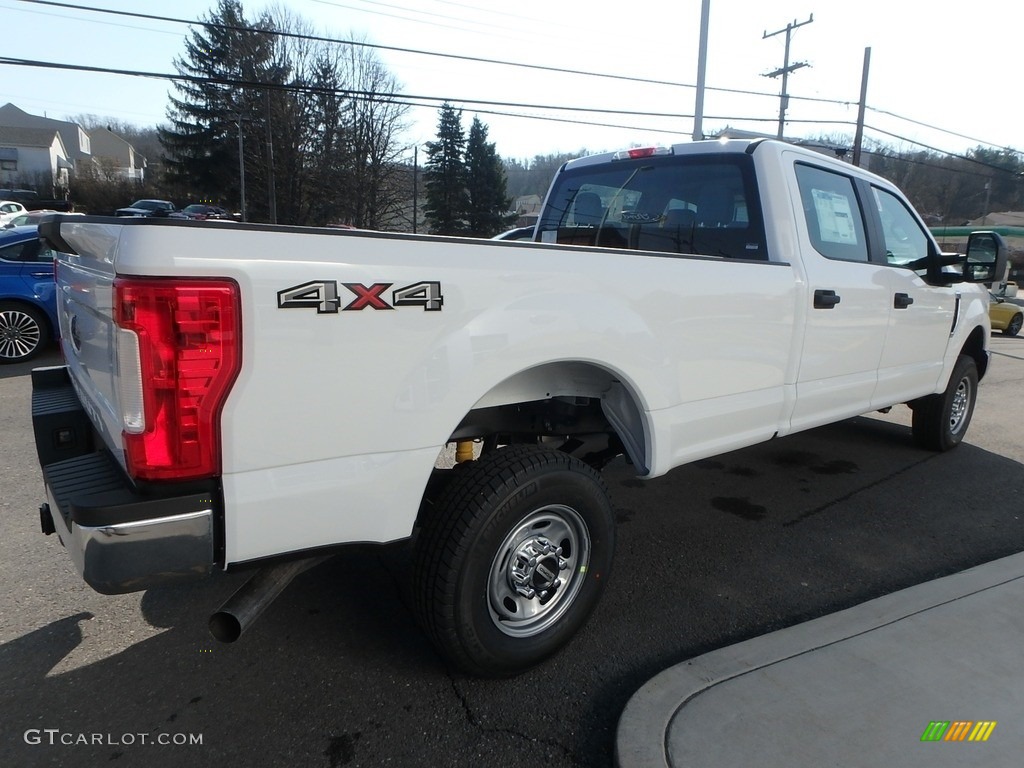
[537,154,767,260]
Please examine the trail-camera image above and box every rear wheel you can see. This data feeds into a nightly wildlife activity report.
[413,445,614,677]
[1004,313,1022,337]
[0,301,47,363]
[911,355,978,451]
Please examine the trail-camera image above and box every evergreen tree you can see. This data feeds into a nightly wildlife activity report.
[423,103,469,235]
[465,116,512,237]
[159,0,275,211]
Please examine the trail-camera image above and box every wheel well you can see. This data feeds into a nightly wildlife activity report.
[961,325,988,379]
[446,362,649,473]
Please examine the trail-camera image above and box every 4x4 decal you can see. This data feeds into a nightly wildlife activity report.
[277,280,443,313]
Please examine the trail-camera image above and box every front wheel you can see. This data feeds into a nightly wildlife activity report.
[911,355,978,451]
[413,445,615,677]
[1004,313,1022,337]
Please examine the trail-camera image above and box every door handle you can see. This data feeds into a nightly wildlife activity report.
[813,289,841,309]
[894,292,914,309]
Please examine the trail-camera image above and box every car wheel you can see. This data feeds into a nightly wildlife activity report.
[1004,313,1023,337]
[413,444,615,677]
[0,301,48,363]
[911,355,977,451]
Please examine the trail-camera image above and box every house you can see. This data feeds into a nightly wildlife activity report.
[0,103,91,170]
[88,127,146,183]
[0,125,71,198]
[0,103,150,191]
[513,194,542,227]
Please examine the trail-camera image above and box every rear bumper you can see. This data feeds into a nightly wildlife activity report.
[32,365,218,594]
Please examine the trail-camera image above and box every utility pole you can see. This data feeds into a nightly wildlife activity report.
[265,88,277,225]
[762,14,813,140]
[852,47,871,167]
[234,114,247,222]
[692,0,711,141]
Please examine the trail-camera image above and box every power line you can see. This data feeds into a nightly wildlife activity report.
[862,124,1022,177]
[0,54,851,129]
[8,51,1007,175]
[858,148,994,181]
[7,0,1021,164]
[25,0,1017,160]
[865,105,1024,158]
[9,0,850,105]
[311,0,516,37]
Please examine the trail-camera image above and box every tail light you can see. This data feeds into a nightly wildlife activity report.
[114,277,241,481]
[612,146,671,161]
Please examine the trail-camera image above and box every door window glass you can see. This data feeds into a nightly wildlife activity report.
[0,239,38,262]
[872,186,929,267]
[795,164,869,262]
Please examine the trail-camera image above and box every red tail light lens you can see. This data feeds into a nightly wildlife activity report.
[612,146,671,160]
[114,278,241,481]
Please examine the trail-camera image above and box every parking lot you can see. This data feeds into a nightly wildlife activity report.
[2,334,1022,768]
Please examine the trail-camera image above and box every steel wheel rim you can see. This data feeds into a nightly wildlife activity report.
[487,504,591,638]
[0,309,42,361]
[948,375,972,435]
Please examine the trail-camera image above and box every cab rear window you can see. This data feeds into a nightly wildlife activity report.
[537,154,767,260]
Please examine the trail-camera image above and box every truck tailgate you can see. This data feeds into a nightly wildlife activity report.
[43,218,127,469]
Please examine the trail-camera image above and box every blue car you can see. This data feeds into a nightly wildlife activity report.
[0,225,58,363]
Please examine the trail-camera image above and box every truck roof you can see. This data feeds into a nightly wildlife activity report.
[559,138,900,195]
[562,138,764,170]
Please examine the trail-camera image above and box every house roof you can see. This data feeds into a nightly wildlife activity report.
[0,103,86,160]
[0,125,64,150]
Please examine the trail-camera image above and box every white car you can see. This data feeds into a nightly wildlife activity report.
[0,200,28,225]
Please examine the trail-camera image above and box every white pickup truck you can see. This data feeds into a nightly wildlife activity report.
[31,139,1005,676]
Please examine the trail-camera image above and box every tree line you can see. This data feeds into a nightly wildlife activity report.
[155,0,410,229]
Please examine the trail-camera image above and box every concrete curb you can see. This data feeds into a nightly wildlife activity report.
[615,551,1024,767]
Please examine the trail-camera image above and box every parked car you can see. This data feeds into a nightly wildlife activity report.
[492,226,536,241]
[990,294,1023,337]
[170,203,232,221]
[115,199,176,217]
[0,225,58,363]
[2,209,84,229]
[0,188,39,204]
[0,200,28,226]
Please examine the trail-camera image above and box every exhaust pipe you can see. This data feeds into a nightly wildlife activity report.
[209,556,330,643]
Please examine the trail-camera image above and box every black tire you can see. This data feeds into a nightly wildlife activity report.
[911,355,978,451]
[1004,313,1022,337]
[0,301,48,364]
[413,444,614,677]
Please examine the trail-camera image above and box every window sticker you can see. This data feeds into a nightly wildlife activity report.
[811,189,858,246]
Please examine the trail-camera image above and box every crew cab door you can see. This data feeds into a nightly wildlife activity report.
[867,184,955,404]
[786,160,891,431]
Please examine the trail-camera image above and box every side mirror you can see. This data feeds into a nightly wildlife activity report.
[963,231,1007,284]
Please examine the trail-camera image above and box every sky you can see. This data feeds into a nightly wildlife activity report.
[0,0,1021,164]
